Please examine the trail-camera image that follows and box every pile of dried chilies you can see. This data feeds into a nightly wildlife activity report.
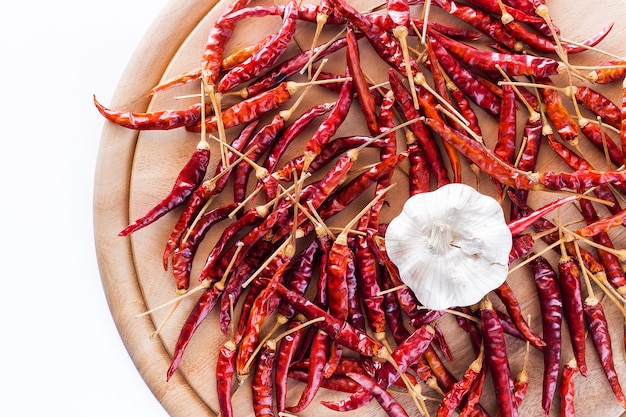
[95,0,626,415]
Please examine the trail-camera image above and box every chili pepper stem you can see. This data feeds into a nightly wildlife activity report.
[393,26,419,109]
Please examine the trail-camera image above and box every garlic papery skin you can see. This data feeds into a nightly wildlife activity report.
[385,183,512,310]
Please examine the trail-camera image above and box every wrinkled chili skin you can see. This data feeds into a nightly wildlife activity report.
[573,85,621,129]
[588,58,626,84]
[215,342,237,417]
[530,255,562,416]
[252,342,277,417]
[120,146,211,236]
[494,282,545,349]
[557,258,588,377]
[584,298,626,408]
[559,360,578,417]
[93,97,207,130]
[481,299,518,417]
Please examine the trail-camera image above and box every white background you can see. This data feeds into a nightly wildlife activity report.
[1,1,171,416]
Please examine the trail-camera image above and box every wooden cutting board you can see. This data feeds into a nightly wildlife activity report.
[93,0,626,416]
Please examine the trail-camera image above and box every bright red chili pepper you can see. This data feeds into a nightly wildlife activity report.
[252,340,277,417]
[437,350,483,417]
[572,85,621,129]
[345,372,410,417]
[587,58,626,84]
[346,25,378,135]
[215,340,237,417]
[494,282,545,349]
[557,257,587,376]
[559,358,578,417]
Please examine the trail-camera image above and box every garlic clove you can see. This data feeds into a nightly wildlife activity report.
[385,183,512,310]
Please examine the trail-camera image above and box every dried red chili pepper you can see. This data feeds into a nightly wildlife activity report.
[346,25,378,135]
[537,77,579,145]
[480,297,518,417]
[215,340,237,417]
[120,142,211,236]
[428,35,502,116]
[93,97,209,130]
[584,296,626,408]
[572,85,621,129]
[346,372,410,417]
[287,330,327,413]
[557,256,587,376]
[252,339,277,417]
[509,234,535,263]
[559,358,578,417]
[530,255,562,415]
[186,81,297,133]
[437,349,484,417]
[587,58,626,84]
[217,0,298,93]
[494,282,545,349]
[171,203,237,291]
[275,317,305,412]
[430,31,561,77]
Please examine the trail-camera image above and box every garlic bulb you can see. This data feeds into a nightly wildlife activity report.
[385,183,512,310]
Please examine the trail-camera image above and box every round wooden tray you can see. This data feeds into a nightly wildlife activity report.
[94,0,626,416]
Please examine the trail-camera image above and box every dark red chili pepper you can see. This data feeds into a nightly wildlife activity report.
[584,296,626,408]
[171,203,237,292]
[579,118,625,174]
[217,0,298,93]
[510,115,543,219]
[530,255,562,415]
[287,370,360,393]
[491,82,517,198]
[406,131,431,194]
[352,232,385,337]
[162,120,258,269]
[252,340,277,417]
[494,282,545,349]
[327,0,418,77]
[215,340,237,417]
[459,364,488,417]
[509,234,535,263]
[233,114,285,204]
[559,358,578,417]
[346,25,378,135]
[120,143,210,236]
[557,256,587,377]
[287,330,328,413]
[480,297,518,417]
[303,76,353,164]
[167,284,221,380]
[93,97,209,130]
[275,317,305,412]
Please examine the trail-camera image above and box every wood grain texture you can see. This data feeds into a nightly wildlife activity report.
[94,0,626,416]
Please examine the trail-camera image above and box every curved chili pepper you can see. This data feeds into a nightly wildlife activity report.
[345,372,410,417]
[171,203,237,291]
[463,0,544,25]
[459,364,488,417]
[200,0,252,87]
[579,118,625,174]
[93,97,209,130]
[120,143,210,236]
[530,255,562,415]
[287,370,361,393]
[303,75,353,161]
[167,284,221,380]
[323,325,435,412]
[509,234,535,263]
[217,0,298,93]
[507,194,579,236]
[494,282,545,349]
[559,359,578,417]
[505,21,613,54]
[233,114,285,204]
[584,296,626,408]
[480,297,518,417]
